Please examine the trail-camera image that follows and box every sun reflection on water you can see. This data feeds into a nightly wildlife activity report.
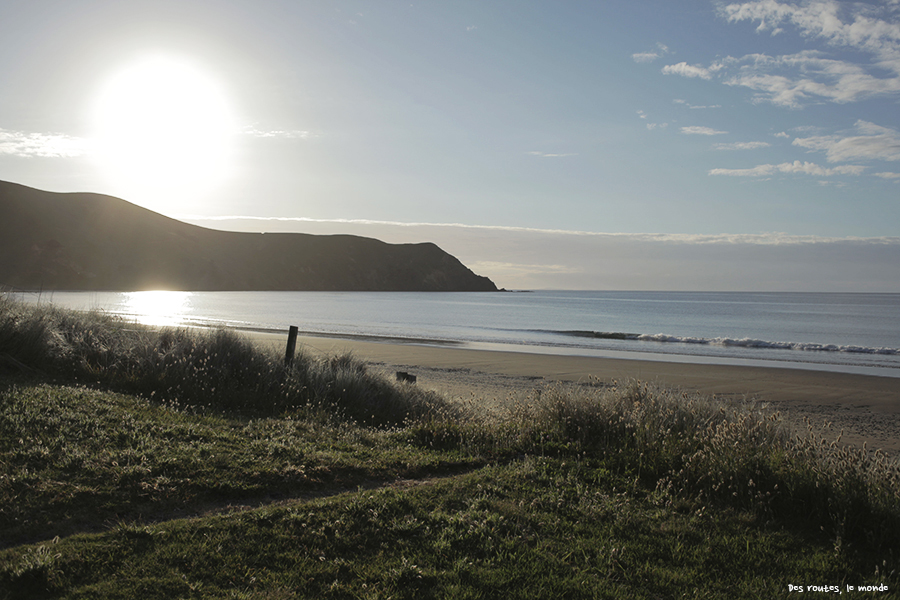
[123,291,193,327]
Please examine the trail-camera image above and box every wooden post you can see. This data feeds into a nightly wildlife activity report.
[284,325,299,366]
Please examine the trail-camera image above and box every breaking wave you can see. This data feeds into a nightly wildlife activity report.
[556,330,900,356]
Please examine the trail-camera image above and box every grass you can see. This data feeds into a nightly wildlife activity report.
[1,295,898,598]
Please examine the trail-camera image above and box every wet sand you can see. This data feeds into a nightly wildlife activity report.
[248,331,900,456]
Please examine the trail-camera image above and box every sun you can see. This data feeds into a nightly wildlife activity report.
[91,55,236,212]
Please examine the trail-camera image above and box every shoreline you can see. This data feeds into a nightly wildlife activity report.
[246,330,900,456]
[228,324,900,379]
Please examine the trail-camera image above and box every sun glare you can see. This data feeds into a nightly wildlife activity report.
[123,290,192,327]
[91,56,235,212]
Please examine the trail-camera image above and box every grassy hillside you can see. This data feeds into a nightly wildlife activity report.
[0,180,497,291]
[1,297,898,598]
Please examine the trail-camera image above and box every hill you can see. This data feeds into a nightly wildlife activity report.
[0,180,497,291]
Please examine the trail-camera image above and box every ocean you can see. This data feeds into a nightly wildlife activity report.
[12,290,900,377]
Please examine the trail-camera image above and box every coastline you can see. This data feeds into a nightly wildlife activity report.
[245,330,900,456]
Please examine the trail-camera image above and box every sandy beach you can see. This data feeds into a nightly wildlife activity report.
[246,330,900,456]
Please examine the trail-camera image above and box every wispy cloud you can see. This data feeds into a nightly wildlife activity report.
[527,151,578,158]
[0,128,91,158]
[713,141,771,150]
[637,110,668,130]
[662,62,714,79]
[793,120,900,163]
[654,2,900,108]
[681,126,728,135]
[673,99,721,109]
[720,1,900,62]
[712,1,900,107]
[467,260,582,275]
[874,172,900,179]
[709,160,867,177]
[180,213,900,246]
[241,126,313,139]
[632,43,671,63]
[722,51,900,107]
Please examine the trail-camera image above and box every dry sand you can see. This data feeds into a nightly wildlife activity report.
[247,331,900,456]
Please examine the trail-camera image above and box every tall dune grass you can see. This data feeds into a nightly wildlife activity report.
[0,295,452,425]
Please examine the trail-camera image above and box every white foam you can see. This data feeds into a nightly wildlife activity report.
[635,333,899,355]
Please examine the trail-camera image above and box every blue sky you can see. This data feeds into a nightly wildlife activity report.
[1,0,899,290]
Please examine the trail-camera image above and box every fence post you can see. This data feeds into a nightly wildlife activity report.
[284,325,299,366]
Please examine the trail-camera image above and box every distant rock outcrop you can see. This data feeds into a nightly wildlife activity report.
[0,181,498,292]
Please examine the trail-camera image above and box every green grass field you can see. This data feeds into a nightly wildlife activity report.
[1,296,898,599]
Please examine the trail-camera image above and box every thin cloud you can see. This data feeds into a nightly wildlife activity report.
[793,120,900,163]
[674,99,721,109]
[0,128,90,158]
[873,172,900,179]
[632,42,671,63]
[709,160,867,177]
[681,126,728,135]
[468,260,582,275]
[527,151,578,158]
[637,110,668,130]
[633,52,662,63]
[722,52,900,107]
[180,213,900,247]
[713,141,771,150]
[662,62,713,79]
[241,126,313,139]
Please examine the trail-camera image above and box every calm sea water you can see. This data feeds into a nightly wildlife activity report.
[13,290,900,377]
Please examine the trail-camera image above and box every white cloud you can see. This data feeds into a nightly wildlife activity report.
[793,120,900,162]
[713,141,771,150]
[774,131,790,138]
[633,43,671,63]
[722,51,900,107]
[709,160,867,177]
[241,126,313,139]
[0,128,91,158]
[874,172,900,179]
[662,62,713,79]
[681,126,729,135]
[674,99,722,109]
[181,214,899,247]
[652,3,900,108]
[716,2,900,106]
[467,260,582,276]
[721,1,900,62]
[633,52,661,63]
[637,110,667,130]
[527,151,578,158]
